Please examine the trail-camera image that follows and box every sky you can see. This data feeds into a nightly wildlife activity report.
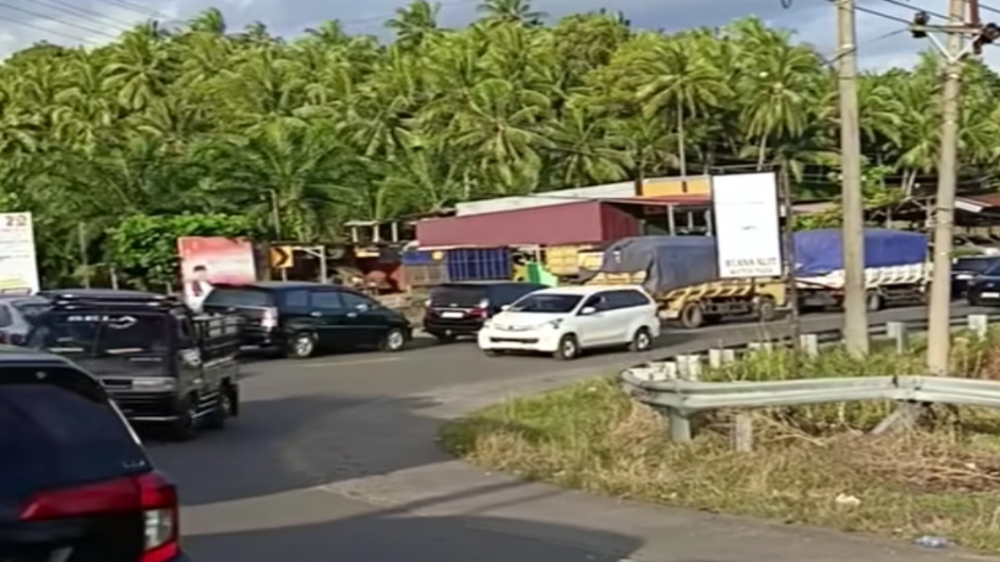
[0,0,994,69]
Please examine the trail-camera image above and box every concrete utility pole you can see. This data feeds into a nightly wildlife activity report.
[912,1,989,374]
[835,0,868,357]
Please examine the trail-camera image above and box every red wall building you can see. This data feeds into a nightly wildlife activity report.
[415,201,639,247]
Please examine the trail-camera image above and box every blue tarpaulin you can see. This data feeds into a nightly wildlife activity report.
[587,236,720,294]
[793,229,927,277]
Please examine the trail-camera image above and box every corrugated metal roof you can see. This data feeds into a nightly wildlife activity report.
[958,194,1000,210]
[603,194,711,206]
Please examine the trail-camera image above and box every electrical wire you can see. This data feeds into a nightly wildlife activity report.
[35,0,136,30]
[0,1,118,38]
[1,16,92,45]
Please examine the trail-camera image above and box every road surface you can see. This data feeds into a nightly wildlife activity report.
[147,305,997,562]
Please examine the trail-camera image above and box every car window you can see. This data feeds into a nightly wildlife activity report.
[508,293,582,313]
[283,289,309,309]
[28,312,169,357]
[429,284,488,307]
[604,290,638,310]
[0,304,11,327]
[622,290,652,306]
[984,263,1000,276]
[310,290,344,311]
[11,299,49,321]
[339,291,375,309]
[0,366,149,499]
[582,293,610,311]
[203,288,272,307]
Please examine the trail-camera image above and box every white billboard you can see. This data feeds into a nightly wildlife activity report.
[711,173,783,278]
[0,212,39,294]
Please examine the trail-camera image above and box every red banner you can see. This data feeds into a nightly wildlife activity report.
[177,237,256,286]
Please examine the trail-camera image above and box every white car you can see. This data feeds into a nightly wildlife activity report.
[477,285,661,360]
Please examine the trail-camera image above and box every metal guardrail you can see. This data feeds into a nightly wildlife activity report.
[620,312,1000,448]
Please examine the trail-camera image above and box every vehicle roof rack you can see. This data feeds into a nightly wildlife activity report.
[41,289,182,310]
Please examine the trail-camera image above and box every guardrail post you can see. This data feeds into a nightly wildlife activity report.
[732,412,753,452]
[669,410,692,442]
[748,342,773,352]
[677,355,701,380]
[708,348,724,368]
[886,322,908,354]
[799,334,819,357]
[657,361,679,381]
[968,314,989,338]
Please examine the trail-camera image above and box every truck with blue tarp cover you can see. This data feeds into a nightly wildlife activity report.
[794,228,929,311]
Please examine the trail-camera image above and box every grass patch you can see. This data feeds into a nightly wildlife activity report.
[440,330,1000,551]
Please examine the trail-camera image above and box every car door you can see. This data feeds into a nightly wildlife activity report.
[602,290,637,342]
[307,289,354,350]
[337,291,385,347]
[576,292,618,346]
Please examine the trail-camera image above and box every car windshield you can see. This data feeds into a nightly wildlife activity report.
[508,293,582,313]
[28,312,169,357]
[956,258,999,273]
[983,263,1000,276]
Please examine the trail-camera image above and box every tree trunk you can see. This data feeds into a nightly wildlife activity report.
[756,136,768,171]
[676,98,687,191]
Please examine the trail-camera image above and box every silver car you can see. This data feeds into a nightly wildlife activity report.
[0,295,49,345]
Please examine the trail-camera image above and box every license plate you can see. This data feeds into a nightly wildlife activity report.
[441,311,464,318]
[982,292,999,298]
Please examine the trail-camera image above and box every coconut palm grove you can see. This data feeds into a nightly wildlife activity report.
[0,0,995,285]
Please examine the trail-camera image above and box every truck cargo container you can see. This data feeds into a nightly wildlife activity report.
[794,229,928,311]
[416,201,639,247]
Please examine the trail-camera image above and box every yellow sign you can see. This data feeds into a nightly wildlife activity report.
[270,246,293,268]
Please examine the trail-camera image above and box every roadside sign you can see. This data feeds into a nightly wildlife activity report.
[270,246,293,269]
[711,173,783,278]
[0,212,39,294]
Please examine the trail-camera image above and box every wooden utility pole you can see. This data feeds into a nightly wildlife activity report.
[835,0,868,357]
[916,0,984,374]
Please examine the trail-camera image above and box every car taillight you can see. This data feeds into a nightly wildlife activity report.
[261,307,278,329]
[19,471,179,562]
[469,298,490,318]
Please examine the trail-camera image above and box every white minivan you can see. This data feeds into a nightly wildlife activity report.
[477,285,660,360]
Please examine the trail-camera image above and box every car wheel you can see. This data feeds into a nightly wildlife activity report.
[678,301,704,329]
[287,332,316,359]
[756,296,777,322]
[554,334,580,360]
[167,396,200,441]
[381,327,407,352]
[630,327,653,352]
[204,393,227,430]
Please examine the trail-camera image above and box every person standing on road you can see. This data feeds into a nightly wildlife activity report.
[185,264,213,311]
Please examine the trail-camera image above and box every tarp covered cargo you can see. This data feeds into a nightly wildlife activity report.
[585,236,720,294]
[794,229,927,277]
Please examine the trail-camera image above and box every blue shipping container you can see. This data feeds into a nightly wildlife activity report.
[445,248,512,281]
[401,249,442,266]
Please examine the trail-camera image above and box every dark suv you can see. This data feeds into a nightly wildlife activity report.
[202,282,412,358]
[0,346,190,562]
[423,281,546,342]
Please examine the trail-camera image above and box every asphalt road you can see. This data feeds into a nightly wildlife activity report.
[147,303,991,562]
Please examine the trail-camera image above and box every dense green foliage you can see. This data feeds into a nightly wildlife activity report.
[1,0,998,285]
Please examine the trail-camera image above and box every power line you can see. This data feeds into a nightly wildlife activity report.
[0,1,118,38]
[35,0,135,30]
[0,16,92,46]
[93,0,168,19]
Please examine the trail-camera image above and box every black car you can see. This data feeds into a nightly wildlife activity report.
[201,282,412,359]
[28,289,241,440]
[966,261,1000,306]
[0,346,191,562]
[952,256,1000,298]
[423,281,547,342]
[0,294,49,345]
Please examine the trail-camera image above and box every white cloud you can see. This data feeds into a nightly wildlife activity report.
[0,0,994,70]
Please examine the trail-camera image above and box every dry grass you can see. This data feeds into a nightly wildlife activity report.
[440,330,1000,551]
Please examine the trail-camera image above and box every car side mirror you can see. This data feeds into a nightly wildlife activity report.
[580,306,596,315]
[356,303,370,311]
[500,304,510,311]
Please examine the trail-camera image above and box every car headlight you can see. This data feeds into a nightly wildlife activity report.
[537,319,562,330]
[131,377,176,391]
